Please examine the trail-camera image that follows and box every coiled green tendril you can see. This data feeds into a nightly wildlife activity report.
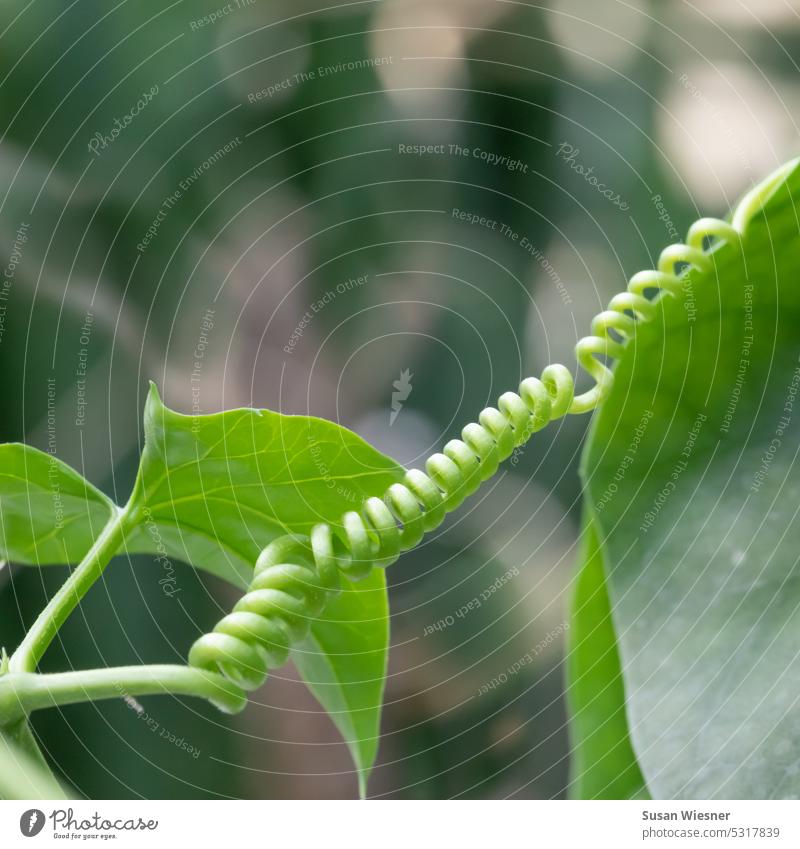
[189,164,791,711]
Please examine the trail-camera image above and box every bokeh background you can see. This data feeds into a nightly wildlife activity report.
[0,0,798,799]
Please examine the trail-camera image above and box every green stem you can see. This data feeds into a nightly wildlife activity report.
[0,665,246,725]
[4,717,48,768]
[9,505,136,674]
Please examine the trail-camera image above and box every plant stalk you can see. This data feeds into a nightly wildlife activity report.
[9,506,135,674]
[0,666,246,725]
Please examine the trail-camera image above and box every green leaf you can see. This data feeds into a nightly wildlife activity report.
[128,384,405,588]
[127,385,403,792]
[566,510,648,799]
[0,722,68,800]
[0,444,114,565]
[1,384,403,790]
[582,161,800,797]
[292,567,389,798]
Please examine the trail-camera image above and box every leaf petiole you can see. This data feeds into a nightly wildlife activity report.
[0,665,246,726]
[9,504,139,674]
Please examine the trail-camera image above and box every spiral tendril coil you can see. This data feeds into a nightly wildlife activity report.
[189,213,746,711]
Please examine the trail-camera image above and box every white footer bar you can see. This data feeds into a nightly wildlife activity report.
[1,800,797,848]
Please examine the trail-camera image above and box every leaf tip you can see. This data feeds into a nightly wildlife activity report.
[147,380,162,405]
[144,381,168,424]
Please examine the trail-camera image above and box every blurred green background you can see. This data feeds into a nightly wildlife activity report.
[0,0,797,798]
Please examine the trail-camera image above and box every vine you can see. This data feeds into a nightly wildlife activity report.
[187,161,795,708]
[0,159,793,792]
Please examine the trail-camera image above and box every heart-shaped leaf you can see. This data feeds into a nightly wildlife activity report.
[581,161,800,797]
[127,386,404,791]
[128,383,404,588]
[0,384,404,793]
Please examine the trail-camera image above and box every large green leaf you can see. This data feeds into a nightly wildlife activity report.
[582,162,800,797]
[128,385,403,790]
[292,567,389,798]
[0,384,404,791]
[566,511,648,799]
[0,444,114,565]
[128,383,405,588]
